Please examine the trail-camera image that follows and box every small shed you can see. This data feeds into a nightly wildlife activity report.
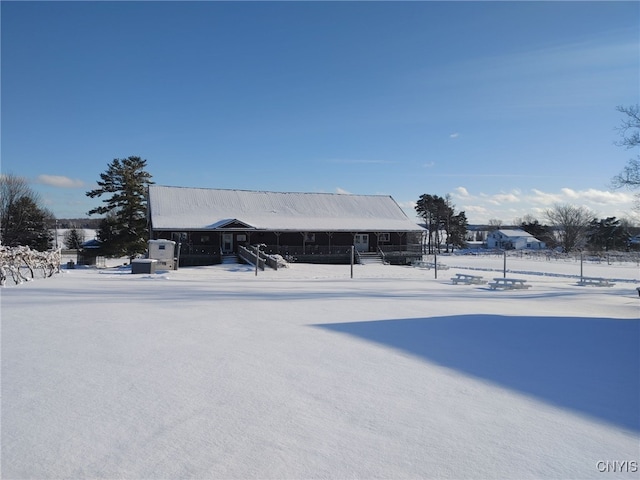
[148,239,177,270]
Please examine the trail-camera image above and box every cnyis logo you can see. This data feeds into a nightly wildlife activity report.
[596,461,638,473]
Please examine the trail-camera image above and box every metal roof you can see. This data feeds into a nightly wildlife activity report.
[148,185,423,232]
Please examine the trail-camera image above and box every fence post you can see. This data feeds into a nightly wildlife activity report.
[255,245,259,276]
[503,251,507,278]
[350,246,354,279]
[434,253,438,279]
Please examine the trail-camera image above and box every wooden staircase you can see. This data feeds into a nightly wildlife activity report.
[357,252,386,265]
[221,254,239,264]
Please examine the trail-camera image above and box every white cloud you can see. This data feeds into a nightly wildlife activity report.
[530,188,633,206]
[529,189,564,205]
[450,187,637,224]
[489,192,521,205]
[559,188,632,205]
[335,187,352,195]
[454,186,470,197]
[463,204,489,213]
[449,132,460,139]
[36,175,84,188]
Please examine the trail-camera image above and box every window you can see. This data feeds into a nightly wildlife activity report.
[379,233,390,242]
[159,245,166,250]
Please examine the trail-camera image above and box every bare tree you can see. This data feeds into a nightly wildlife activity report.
[545,204,595,252]
[612,105,640,210]
[487,219,503,231]
[614,104,640,150]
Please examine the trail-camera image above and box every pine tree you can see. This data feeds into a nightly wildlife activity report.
[86,157,154,260]
[63,227,85,249]
[1,173,54,250]
[415,194,468,253]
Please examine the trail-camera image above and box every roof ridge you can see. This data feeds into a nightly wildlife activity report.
[151,184,391,198]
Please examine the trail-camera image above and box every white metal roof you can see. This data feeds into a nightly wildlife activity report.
[148,185,423,232]
[494,229,535,238]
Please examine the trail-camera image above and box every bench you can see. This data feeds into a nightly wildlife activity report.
[451,273,486,285]
[578,277,615,287]
[488,278,531,290]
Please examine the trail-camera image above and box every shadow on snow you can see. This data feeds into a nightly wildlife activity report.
[314,314,639,432]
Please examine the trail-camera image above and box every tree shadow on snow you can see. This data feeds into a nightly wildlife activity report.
[315,315,639,432]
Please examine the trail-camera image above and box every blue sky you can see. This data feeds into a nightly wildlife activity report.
[2,1,638,224]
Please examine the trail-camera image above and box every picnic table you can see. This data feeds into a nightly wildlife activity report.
[451,273,486,285]
[488,278,531,290]
[425,262,449,270]
[578,277,615,287]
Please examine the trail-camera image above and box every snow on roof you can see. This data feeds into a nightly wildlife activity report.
[494,229,535,238]
[148,185,423,232]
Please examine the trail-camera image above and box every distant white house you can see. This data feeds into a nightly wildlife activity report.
[486,229,546,250]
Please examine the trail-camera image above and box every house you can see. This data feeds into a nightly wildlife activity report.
[147,185,424,266]
[486,229,546,250]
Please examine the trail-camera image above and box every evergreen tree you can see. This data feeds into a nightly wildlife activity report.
[518,216,556,249]
[1,173,54,249]
[448,211,469,249]
[63,227,85,249]
[587,217,627,252]
[86,156,154,259]
[415,193,468,253]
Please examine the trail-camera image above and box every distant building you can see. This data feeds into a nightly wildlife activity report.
[77,238,102,265]
[147,185,424,266]
[486,229,546,250]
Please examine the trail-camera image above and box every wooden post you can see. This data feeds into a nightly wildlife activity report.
[503,251,507,278]
[255,244,259,276]
[434,253,438,279]
[350,245,354,279]
[580,252,583,283]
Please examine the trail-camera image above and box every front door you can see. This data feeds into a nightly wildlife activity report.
[222,233,234,254]
[354,233,369,252]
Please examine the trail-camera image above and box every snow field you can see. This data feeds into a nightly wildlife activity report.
[1,259,638,479]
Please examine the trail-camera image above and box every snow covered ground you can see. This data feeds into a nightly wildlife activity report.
[2,256,639,479]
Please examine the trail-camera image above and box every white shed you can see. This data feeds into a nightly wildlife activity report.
[148,239,177,270]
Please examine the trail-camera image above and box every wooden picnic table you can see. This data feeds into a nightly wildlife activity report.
[451,273,486,285]
[488,278,531,290]
[578,277,615,287]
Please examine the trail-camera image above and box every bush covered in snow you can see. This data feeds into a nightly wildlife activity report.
[0,245,61,286]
